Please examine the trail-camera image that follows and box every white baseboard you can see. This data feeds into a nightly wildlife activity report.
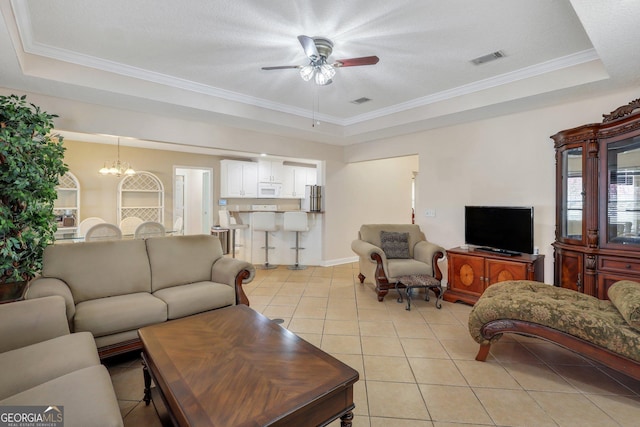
[320,256,358,267]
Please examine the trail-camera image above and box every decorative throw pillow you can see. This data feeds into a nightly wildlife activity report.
[380,231,410,259]
[608,280,640,332]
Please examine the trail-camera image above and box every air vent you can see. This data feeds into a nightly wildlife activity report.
[350,97,372,105]
[471,50,506,65]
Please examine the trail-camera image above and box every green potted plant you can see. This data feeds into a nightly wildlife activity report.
[0,94,67,285]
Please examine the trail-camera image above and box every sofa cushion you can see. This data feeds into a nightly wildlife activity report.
[146,234,224,291]
[0,332,99,400]
[386,259,433,279]
[359,224,425,258]
[0,365,123,427]
[608,280,640,331]
[0,295,70,353]
[41,239,151,303]
[74,292,167,337]
[153,281,235,319]
[380,231,411,259]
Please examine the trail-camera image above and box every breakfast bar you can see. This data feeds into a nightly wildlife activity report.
[224,207,324,266]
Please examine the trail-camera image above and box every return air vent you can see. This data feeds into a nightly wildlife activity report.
[350,97,372,105]
[471,50,506,65]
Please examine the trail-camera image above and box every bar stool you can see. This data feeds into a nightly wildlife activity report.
[252,212,278,269]
[219,210,248,258]
[283,212,309,270]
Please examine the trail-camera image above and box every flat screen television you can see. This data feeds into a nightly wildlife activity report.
[465,206,534,255]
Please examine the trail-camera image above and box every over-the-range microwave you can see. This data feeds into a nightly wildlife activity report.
[258,183,282,198]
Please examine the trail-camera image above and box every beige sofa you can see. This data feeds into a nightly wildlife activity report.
[27,234,255,358]
[351,224,445,301]
[0,296,123,427]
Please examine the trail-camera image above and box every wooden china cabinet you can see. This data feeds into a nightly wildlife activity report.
[552,98,640,299]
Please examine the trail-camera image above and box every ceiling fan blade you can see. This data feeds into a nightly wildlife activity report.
[297,35,320,60]
[334,56,380,67]
[261,65,301,70]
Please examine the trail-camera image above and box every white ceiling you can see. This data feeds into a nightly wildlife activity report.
[1,0,639,146]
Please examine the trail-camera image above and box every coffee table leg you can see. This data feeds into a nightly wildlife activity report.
[340,411,354,427]
[142,356,151,406]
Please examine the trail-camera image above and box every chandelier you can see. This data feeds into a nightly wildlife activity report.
[98,138,136,177]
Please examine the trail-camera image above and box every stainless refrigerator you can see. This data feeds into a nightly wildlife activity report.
[302,185,323,212]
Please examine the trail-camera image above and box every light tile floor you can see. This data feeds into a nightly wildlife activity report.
[106,263,640,426]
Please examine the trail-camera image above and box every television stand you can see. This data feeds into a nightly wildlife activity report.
[444,246,544,305]
[475,247,521,256]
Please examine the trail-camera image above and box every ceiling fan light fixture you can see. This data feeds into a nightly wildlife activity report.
[265,35,378,86]
[312,63,335,85]
[299,64,314,81]
[314,70,331,85]
[320,63,335,79]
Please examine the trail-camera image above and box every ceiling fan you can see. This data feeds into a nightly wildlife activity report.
[262,35,379,86]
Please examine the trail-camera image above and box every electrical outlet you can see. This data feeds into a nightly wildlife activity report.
[425,208,436,217]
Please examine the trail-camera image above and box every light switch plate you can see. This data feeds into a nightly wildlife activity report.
[425,208,436,217]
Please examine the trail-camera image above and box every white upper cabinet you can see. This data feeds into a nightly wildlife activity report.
[282,165,317,198]
[258,160,284,183]
[221,160,258,198]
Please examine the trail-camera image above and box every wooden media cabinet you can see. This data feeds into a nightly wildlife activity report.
[444,246,544,305]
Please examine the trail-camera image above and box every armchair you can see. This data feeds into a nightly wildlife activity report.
[351,224,445,301]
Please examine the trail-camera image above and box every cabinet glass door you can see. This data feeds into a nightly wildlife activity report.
[606,136,640,246]
[561,147,584,240]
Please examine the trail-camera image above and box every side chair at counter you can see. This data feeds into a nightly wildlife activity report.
[253,212,278,270]
[219,210,248,258]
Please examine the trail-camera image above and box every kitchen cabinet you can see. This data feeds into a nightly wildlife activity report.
[221,160,258,198]
[258,160,283,183]
[444,247,544,305]
[551,98,640,299]
[282,165,317,198]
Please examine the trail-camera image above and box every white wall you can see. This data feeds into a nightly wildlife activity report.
[342,87,640,283]
[5,85,640,282]
[323,156,418,264]
[177,168,206,234]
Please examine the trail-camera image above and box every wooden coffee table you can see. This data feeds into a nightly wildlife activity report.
[138,305,359,426]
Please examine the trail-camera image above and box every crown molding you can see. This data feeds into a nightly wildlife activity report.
[9,0,602,131]
[342,49,600,125]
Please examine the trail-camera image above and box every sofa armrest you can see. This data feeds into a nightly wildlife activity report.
[351,239,387,264]
[414,241,446,280]
[0,296,70,353]
[211,257,256,306]
[26,277,76,321]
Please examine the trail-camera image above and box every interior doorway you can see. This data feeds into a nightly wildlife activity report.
[174,166,213,235]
